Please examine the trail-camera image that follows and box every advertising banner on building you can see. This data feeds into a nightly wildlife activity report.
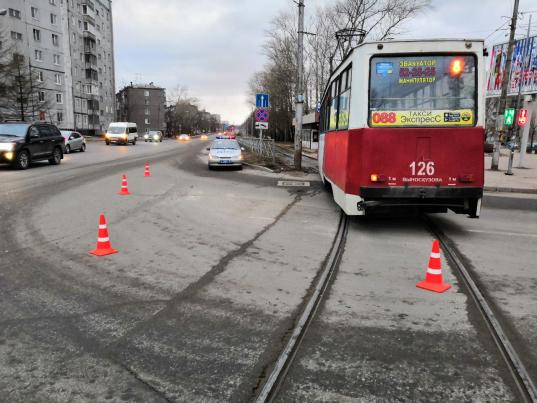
[486,36,537,97]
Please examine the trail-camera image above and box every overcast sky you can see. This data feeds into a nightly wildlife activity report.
[113,0,537,124]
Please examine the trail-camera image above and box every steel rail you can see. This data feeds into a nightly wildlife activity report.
[425,216,537,403]
[255,212,349,403]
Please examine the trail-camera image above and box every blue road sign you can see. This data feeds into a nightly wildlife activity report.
[256,93,269,108]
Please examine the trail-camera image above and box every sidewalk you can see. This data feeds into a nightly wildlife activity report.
[485,150,537,194]
[275,143,318,160]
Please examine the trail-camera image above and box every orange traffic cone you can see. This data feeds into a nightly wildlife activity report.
[144,162,151,177]
[89,213,118,256]
[118,174,131,195]
[416,240,451,293]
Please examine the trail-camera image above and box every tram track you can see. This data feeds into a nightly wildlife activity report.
[254,212,349,403]
[424,215,537,403]
[254,210,536,402]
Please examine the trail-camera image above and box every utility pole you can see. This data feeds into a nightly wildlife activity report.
[294,0,305,171]
[493,0,520,170]
[518,13,532,168]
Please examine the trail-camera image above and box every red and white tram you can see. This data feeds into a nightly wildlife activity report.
[319,39,485,217]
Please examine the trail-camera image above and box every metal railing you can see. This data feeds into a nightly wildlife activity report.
[238,137,275,162]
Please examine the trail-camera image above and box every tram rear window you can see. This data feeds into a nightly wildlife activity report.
[369,55,477,128]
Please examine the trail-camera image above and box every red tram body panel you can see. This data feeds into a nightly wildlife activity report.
[324,127,484,194]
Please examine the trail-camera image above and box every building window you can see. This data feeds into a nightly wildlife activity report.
[31,7,39,19]
[57,112,63,122]
[52,34,59,46]
[10,31,23,41]
[145,118,150,125]
[145,108,150,115]
[144,90,149,97]
[84,84,92,94]
[34,50,43,61]
[37,71,44,82]
[50,13,57,25]
[49,0,56,5]
[33,29,41,41]
[56,93,63,104]
[53,54,60,65]
[38,91,45,102]
[55,73,62,85]
[9,9,21,19]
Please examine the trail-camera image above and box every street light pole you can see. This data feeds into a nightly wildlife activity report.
[493,0,520,170]
[294,0,305,171]
[517,13,532,168]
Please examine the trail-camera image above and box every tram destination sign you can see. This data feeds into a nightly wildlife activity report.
[370,109,474,127]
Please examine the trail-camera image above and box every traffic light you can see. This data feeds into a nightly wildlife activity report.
[517,108,528,127]
[504,108,515,126]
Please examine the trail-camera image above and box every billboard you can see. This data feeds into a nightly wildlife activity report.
[486,36,537,97]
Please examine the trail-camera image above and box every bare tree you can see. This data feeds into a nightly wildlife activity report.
[246,0,430,142]
[0,52,51,121]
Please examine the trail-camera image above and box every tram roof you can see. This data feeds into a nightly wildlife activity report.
[332,38,484,73]
[324,38,484,100]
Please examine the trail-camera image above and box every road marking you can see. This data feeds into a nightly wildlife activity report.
[248,216,274,221]
[466,229,537,238]
[277,180,310,187]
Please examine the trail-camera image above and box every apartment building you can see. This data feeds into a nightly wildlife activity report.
[116,83,166,133]
[0,0,115,135]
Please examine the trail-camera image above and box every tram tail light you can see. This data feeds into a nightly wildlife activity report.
[370,174,387,183]
[459,174,474,183]
[449,58,464,77]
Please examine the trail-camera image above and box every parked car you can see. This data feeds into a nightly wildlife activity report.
[105,122,138,145]
[177,134,191,141]
[60,130,86,153]
[207,139,244,169]
[144,130,163,142]
[0,122,65,169]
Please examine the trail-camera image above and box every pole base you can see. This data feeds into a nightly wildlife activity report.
[504,172,514,176]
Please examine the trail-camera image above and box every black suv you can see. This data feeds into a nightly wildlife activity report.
[0,122,66,169]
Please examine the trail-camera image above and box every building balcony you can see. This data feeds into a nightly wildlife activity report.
[82,3,96,19]
[82,13,95,26]
[83,30,96,40]
[84,46,96,56]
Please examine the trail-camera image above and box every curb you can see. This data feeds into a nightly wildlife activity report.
[243,162,277,173]
[484,186,537,195]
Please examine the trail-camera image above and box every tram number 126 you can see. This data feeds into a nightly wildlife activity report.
[409,161,435,176]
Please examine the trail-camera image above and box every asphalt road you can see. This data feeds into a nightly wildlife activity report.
[1,139,535,402]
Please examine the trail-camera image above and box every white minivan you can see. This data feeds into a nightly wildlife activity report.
[105,122,138,145]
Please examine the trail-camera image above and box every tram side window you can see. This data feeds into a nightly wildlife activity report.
[323,65,352,132]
